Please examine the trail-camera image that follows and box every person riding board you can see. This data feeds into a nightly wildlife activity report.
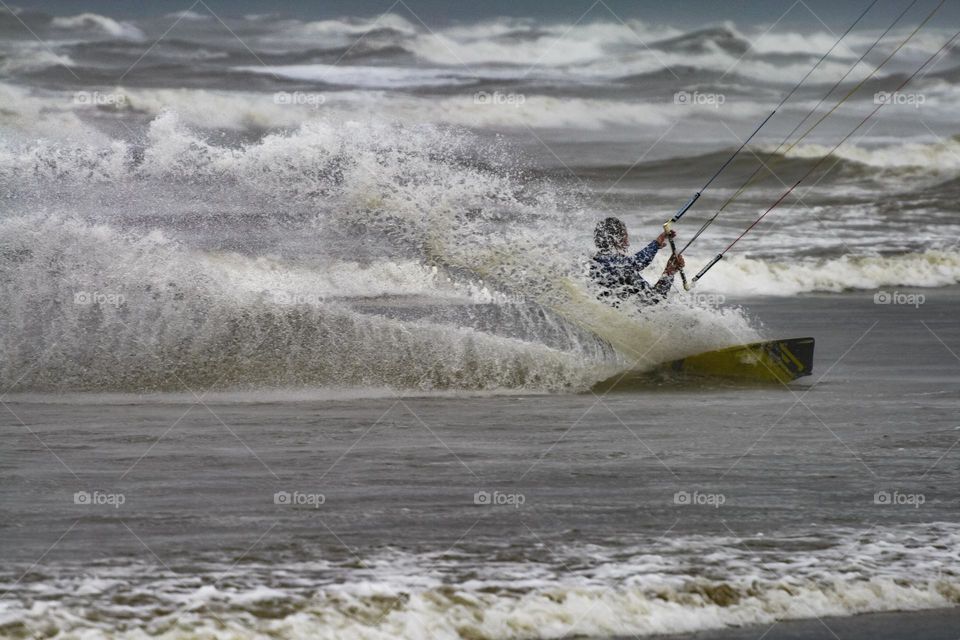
[590,217,685,305]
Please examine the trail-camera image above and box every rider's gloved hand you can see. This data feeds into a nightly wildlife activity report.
[665,254,685,275]
[656,229,677,248]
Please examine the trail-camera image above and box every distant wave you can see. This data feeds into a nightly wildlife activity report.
[650,25,750,55]
[0,47,74,74]
[783,136,960,174]
[236,63,479,89]
[296,13,420,38]
[695,250,960,296]
[50,12,144,40]
[164,10,209,21]
[62,38,414,66]
[4,9,955,87]
[576,136,960,192]
[0,83,773,138]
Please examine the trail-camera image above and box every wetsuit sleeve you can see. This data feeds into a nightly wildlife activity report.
[652,272,674,298]
[633,271,674,306]
[630,240,660,270]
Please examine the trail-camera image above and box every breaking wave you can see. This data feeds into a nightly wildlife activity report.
[783,136,960,176]
[695,250,960,296]
[4,8,957,90]
[49,12,144,40]
[1,523,957,639]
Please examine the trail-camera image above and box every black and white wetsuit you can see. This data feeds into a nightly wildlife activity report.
[590,240,675,305]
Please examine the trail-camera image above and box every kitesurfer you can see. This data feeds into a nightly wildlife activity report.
[590,217,684,305]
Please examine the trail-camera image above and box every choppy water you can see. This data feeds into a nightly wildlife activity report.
[1,3,959,638]
[3,291,959,639]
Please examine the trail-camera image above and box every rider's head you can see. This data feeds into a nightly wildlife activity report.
[594,217,628,254]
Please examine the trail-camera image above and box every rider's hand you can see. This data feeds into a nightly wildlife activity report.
[665,255,685,275]
[656,230,677,248]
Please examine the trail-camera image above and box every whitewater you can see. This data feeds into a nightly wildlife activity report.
[3,112,958,391]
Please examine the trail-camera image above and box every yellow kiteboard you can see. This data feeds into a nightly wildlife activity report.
[595,337,815,390]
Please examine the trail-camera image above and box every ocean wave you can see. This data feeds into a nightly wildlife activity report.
[693,250,960,295]
[1,524,956,639]
[7,579,954,639]
[0,45,74,74]
[8,10,953,88]
[296,13,420,39]
[235,63,479,89]
[0,82,117,145]
[783,136,960,174]
[278,16,953,86]
[50,12,144,40]
[280,15,954,69]
[165,10,209,21]
[1,83,779,138]
[651,25,749,55]
[599,135,960,190]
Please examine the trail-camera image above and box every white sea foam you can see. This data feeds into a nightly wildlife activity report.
[1,524,956,639]
[208,253,512,303]
[0,83,115,145]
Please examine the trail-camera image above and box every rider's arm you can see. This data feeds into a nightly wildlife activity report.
[651,272,674,299]
[650,255,683,299]
[630,240,660,270]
